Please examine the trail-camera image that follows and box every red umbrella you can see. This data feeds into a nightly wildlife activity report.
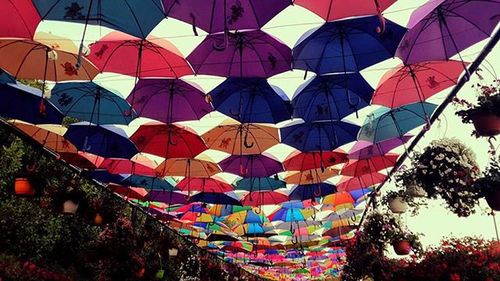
[98,156,157,176]
[0,0,40,39]
[340,154,399,176]
[371,60,466,108]
[241,191,288,206]
[283,151,348,171]
[130,123,207,158]
[294,0,396,22]
[336,173,386,192]
[88,32,193,78]
[177,178,233,193]
[59,152,104,170]
[108,184,148,201]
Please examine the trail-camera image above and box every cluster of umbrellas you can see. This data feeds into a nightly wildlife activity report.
[0,0,498,279]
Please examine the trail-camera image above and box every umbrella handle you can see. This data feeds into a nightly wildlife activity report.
[83,136,92,152]
[374,0,386,34]
[190,13,199,36]
[244,131,254,148]
[313,185,322,197]
[213,29,229,51]
[168,131,178,146]
[349,215,358,223]
[196,212,203,217]
[230,108,241,117]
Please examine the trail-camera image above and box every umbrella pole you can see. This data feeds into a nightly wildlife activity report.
[76,0,94,69]
[492,210,499,241]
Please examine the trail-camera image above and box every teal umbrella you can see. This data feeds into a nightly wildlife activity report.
[234,177,286,192]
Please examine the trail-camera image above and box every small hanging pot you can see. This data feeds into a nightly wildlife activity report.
[471,112,500,137]
[485,190,500,211]
[94,213,104,225]
[168,248,179,257]
[392,240,412,255]
[388,196,408,214]
[63,199,79,214]
[14,178,35,196]
[407,184,427,197]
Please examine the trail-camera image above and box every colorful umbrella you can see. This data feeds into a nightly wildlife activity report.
[371,60,467,108]
[289,183,337,201]
[59,151,103,169]
[49,81,136,125]
[208,77,291,123]
[202,124,280,155]
[127,78,212,123]
[292,73,373,121]
[269,208,307,223]
[284,167,338,185]
[177,178,233,193]
[155,158,221,177]
[108,184,148,200]
[121,175,176,191]
[322,192,355,206]
[189,192,242,205]
[340,154,399,176]
[294,0,396,22]
[293,16,406,74]
[283,151,348,171]
[98,156,157,176]
[241,191,289,206]
[146,191,188,205]
[227,209,269,224]
[336,173,386,191]
[0,0,40,39]
[219,154,283,177]
[10,121,77,153]
[281,121,359,152]
[187,30,292,77]
[131,123,207,158]
[348,135,412,159]
[234,177,286,192]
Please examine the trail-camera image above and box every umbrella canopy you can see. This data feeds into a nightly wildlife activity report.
[340,154,399,176]
[294,0,396,21]
[127,78,212,123]
[269,208,308,223]
[397,0,500,64]
[281,121,359,152]
[88,32,192,78]
[49,81,136,125]
[189,192,242,205]
[292,73,373,121]
[32,0,166,39]
[10,121,77,153]
[98,157,157,176]
[371,60,467,108]
[234,177,286,192]
[59,151,103,169]
[241,191,289,206]
[121,175,177,191]
[65,123,138,158]
[220,155,283,177]
[146,191,188,205]
[348,135,412,159]
[177,178,233,193]
[203,124,280,155]
[187,30,292,77]
[227,209,269,224]
[163,0,291,33]
[284,151,348,171]
[108,184,148,200]
[155,158,220,177]
[208,77,291,123]
[289,183,337,201]
[131,123,207,158]
[336,173,386,191]
[0,0,40,39]
[322,192,355,206]
[293,16,406,74]
[284,167,338,185]
[358,102,438,142]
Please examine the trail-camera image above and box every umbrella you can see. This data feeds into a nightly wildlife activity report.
[208,77,291,123]
[189,192,242,205]
[358,102,438,142]
[65,123,138,158]
[49,81,136,125]
[177,178,233,193]
[283,151,348,171]
[322,192,355,206]
[82,169,127,185]
[88,32,192,78]
[348,135,412,159]
[0,83,63,124]
[232,223,268,236]
[340,154,399,176]
[227,209,269,224]
[187,30,292,77]
[155,158,220,177]
[234,177,286,192]
[0,0,40,39]
[98,156,157,176]
[163,0,291,34]
[10,121,77,153]
[127,78,212,123]
[241,191,289,206]
[220,155,283,177]
[146,191,188,205]
[209,205,252,217]
[284,167,338,185]
[292,73,373,121]
[59,151,103,169]
[180,212,215,223]
[32,0,166,39]
[131,123,207,158]
[289,183,337,201]
[293,16,406,74]
[336,173,386,191]
[121,175,177,191]
[281,121,359,152]
[202,124,280,155]
[371,60,467,108]
[396,0,500,65]
[294,0,396,22]
[268,208,307,223]
[108,184,148,200]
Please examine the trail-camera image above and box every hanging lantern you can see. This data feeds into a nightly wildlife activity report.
[47,49,58,61]
[94,213,104,225]
[14,178,35,196]
[63,199,79,214]
[168,248,178,257]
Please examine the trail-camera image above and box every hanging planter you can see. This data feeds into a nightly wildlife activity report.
[14,178,35,196]
[63,199,79,214]
[387,195,408,214]
[155,269,165,279]
[485,191,500,211]
[168,248,179,257]
[474,157,500,211]
[94,213,104,225]
[470,112,500,137]
[407,184,427,198]
[392,240,412,255]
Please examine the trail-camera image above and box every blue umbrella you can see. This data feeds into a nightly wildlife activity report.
[289,183,337,201]
[0,69,15,84]
[49,82,136,125]
[189,192,242,206]
[349,188,373,202]
[241,223,266,234]
[208,77,291,123]
[32,0,165,38]
[281,121,360,151]
[293,16,406,74]
[0,82,63,124]
[64,123,138,158]
[120,175,176,191]
[358,102,438,143]
[269,207,306,222]
[292,73,373,121]
[234,177,286,192]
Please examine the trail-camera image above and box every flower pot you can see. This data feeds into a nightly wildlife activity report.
[94,213,104,225]
[393,240,412,255]
[388,196,408,214]
[485,190,500,211]
[471,113,500,137]
[407,184,426,197]
[14,178,35,196]
[168,248,178,257]
[62,200,79,214]
[155,269,165,279]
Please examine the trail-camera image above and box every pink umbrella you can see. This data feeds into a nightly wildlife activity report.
[176,178,233,193]
[0,0,40,39]
[294,0,396,22]
[241,191,289,206]
[340,154,399,176]
[348,135,412,159]
[98,156,157,176]
[336,173,386,191]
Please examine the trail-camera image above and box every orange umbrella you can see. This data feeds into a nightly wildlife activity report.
[108,184,148,201]
[155,158,221,177]
[202,123,279,155]
[322,192,355,206]
[10,121,77,153]
[284,167,339,185]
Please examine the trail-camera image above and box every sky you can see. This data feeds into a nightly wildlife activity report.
[32,0,500,250]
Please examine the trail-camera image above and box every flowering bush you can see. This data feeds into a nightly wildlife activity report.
[362,211,401,251]
[413,138,481,217]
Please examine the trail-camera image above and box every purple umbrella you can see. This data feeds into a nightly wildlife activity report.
[219,154,283,177]
[163,0,291,34]
[146,191,188,205]
[187,30,292,77]
[348,135,413,159]
[127,78,213,123]
[397,0,500,65]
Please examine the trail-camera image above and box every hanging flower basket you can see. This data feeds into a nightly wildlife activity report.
[63,199,79,214]
[407,184,427,197]
[485,190,500,211]
[471,112,500,137]
[94,213,104,225]
[388,196,408,214]
[392,240,412,255]
[14,178,35,196]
